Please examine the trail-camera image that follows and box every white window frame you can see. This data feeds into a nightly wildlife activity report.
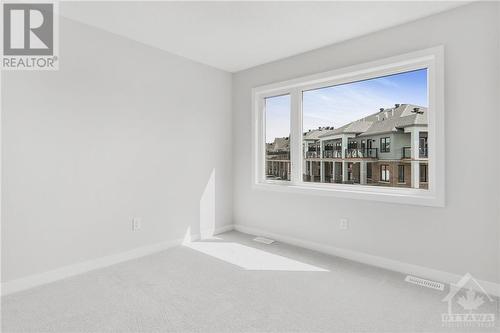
[252,46,445,207]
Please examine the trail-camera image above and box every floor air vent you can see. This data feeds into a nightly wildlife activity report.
[253,237,275,245]
[405,275,444,291]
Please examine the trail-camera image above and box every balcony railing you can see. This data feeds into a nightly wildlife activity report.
[305,151,320,158]
[345,148,378,159]
[266,151,290,160]
[402,147,428,159]
[323,150,342,158]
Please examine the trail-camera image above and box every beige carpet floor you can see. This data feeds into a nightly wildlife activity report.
[2,231,498,332]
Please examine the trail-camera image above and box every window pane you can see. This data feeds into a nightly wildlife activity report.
[380,165,390,182]
[420,163,428,183]
[380,137,391,153]
[302,68,429,189]
[398,165,405,183]
[265,95,291,181]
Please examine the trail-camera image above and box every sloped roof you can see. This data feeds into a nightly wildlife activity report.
[267,137,289,151]
[317,104,427,139]
[358,104,427,137]
[303,129,330,140]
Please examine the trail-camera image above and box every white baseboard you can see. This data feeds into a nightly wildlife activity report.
[2,225,236,296]
[1,238,183,296]
[4,224,498,298]
[192,224,235,242]
[214,224,234,235]
[189,234,201,242]
[234,224,500,297]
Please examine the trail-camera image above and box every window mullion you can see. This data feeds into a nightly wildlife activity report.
[290,88,302,184]
[257,97,265,183]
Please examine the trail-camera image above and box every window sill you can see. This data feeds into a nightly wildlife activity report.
[253,181,443,207]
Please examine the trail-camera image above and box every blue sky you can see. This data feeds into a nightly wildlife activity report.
[266,68,428,143]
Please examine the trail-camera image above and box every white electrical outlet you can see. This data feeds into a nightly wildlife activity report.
[132,217,142,231]
[339,218,349,230]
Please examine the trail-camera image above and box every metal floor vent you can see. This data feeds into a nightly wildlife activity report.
[405,275,444,291]
[253,237,275,245]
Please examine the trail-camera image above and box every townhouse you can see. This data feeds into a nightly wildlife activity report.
[266,104,428,189]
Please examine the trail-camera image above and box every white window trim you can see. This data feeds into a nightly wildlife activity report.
[252,46,445,207]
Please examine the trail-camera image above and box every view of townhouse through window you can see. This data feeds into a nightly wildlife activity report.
[300,68,429,189]
[265,94,291,181]
[264,68,430,189]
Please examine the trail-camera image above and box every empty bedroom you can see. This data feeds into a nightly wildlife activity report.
[1,1,499,332]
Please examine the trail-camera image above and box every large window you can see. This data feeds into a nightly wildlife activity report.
[254,47,445,206]
[301,69,426,188]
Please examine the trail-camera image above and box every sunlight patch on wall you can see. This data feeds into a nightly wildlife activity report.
[200,169,216,239]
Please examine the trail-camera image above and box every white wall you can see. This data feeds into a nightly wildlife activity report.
[1,17,232,282]
[232,2,500,284]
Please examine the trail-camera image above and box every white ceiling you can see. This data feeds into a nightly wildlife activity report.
[60,1,469,72]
